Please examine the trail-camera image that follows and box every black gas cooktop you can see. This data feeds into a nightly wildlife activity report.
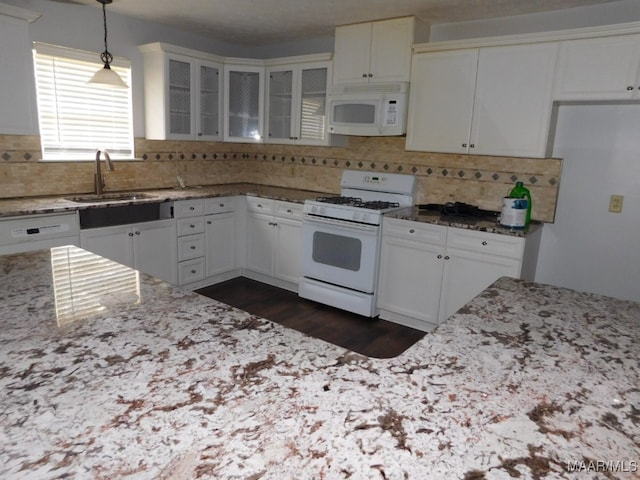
[315,196,400,211]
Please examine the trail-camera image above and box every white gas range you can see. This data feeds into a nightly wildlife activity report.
[298,170,416,317]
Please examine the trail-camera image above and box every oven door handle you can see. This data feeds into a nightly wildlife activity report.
[303,214,379,233]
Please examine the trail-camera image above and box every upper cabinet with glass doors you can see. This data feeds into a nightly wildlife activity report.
[223,61,264,142]
[265,54,332,145]
[139,43,223,141]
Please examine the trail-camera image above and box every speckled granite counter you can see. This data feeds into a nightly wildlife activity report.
[1,247,638,479]
[386,206,543,237]
[0,183,325,218]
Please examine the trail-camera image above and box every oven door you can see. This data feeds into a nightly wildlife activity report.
[301,215,380,293]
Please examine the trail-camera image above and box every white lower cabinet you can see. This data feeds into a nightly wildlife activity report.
[244,197,302,291]
[80,219,177,284]
[377,217,542,331]
[175,196,240,287]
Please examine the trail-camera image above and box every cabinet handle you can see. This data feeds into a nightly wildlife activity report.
[190,245,196,250]
[462,143,467,148]
[368,73,373,78]
[207,221,212,225]
[219,203,225,207]
[128,232,134,237]
[362,73,368,78]
[191,269,197,274]
[257,204,263,208]
[287,209,292,213]
[135,231,140,235]
[190,224,195,228]
[198,132,202,136]
[482,241,488,246]
[409,229,415,233]
[469,144,475,148]
[437,254,443,259]
[444,255,450,260]
[189,206,195,211]
[627,86,634,91]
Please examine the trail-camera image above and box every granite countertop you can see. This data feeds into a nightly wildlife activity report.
[0,183,327,219]
[386,206,544,237]
[1,247,638,479]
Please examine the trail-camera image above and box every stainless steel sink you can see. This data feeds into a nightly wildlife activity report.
[65,192,156,203]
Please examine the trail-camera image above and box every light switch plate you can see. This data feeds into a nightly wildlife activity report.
[609,194,624,213]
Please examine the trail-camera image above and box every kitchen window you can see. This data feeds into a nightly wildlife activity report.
[33,42,134,161]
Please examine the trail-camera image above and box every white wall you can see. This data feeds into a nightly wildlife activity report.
[536,104,640,302]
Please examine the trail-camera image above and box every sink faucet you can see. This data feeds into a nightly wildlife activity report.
[95,150,114,195]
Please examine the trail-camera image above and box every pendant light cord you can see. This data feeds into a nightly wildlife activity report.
[99,1,114,68]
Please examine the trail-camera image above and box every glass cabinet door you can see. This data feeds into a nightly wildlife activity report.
[299,67,328,143]
[198,63,220,138]
[267,70,293,141]
[226,66,263,141]
[168,58,192,136]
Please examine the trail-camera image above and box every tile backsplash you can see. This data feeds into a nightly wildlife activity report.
[0,135,562,222]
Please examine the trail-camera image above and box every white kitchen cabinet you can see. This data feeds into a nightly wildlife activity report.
[80,219,177,284]
[554,34,640,100]
[405,49,478,155]
[205,197,238,278]
[0,5,40,135]
[174,199,206,285]
[407,42,557,158]
[377,217,542,331]
[377,219,447,330]
[333,17,421,85]
[265,57,332,145]
[224,62,265,142]
[139,43,223,141]
[174,197,241,288]
[244,197,302,291]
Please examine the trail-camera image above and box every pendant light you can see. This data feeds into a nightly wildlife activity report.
[88,0,128,88]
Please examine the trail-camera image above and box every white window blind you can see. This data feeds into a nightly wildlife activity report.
[33,43,134,161]
[50,245,140,326]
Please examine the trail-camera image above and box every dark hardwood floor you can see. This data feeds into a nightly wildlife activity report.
[196,277,425,359]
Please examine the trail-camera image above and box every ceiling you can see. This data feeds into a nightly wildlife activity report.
[59,0,621,45]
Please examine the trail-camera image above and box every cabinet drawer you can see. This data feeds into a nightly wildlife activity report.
[274,200,302,219]
[177,233,205,261]
[174,199,205,218]
[383,217,447,245]
[177,217,205,236]
[205,196,236,215]
[447,228,524,259]
[178,257,206,284]
[246,196,274,214]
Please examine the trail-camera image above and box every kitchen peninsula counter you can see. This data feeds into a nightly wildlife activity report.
[1,247,638,479]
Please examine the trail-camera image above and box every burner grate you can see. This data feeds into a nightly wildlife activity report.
[315,196,362,205]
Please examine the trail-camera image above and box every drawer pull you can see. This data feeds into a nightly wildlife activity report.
[189,206,195,211]
[287,209,292,213]
[135,231,140,235]
[481,241,488,246]
[207,221,212,225]
[190,224,195,228]
[190,245,196,250]
[409,228,415,234]
[437,254,443,259]
[128,232,134,237]
[627,86,634,91]
[444,255,450,260]
[190,269,197,274]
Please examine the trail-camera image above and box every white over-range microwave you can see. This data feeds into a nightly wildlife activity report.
[327,82,409,136]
